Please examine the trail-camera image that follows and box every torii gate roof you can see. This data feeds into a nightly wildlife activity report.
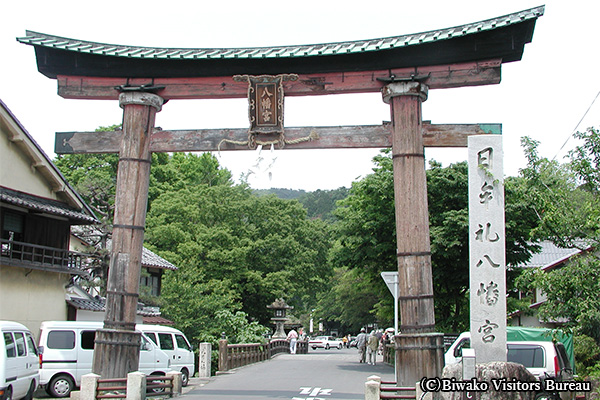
[18,6,543,79]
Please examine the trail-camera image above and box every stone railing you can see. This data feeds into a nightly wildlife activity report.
[218,338,308,373]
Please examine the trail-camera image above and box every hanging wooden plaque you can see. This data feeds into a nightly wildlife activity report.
[234,74,298,135]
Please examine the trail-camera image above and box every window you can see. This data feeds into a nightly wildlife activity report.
[14,332,26,356]
[81,331,96,350]
[47,330,76,349]
[1,211,24,242]
[25,333,38,356]
[508,345,545,368]
[158,333,174,350]
[145,332,158,345]
[175,334,191,351]
[4,333,16,358]
[140,269,162,296]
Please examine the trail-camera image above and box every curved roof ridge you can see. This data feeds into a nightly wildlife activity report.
[18,5,544,60]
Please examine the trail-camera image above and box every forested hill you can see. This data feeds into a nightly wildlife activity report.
[253,188,306,200]
[254,187,349,221]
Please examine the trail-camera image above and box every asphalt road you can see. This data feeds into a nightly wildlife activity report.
[186,347,395,400]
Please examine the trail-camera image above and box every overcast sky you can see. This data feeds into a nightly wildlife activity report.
[1,0,599,191]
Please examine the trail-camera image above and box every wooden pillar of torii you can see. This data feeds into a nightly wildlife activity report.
[19,5,541,387]
[384,81,444,385]
[92,92,163,378]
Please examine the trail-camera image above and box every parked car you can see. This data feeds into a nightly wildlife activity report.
[309,336,343,350]
[38,321,171,398]
[445,329,575,400]
[136,324,195,387]
[0,321,39,400]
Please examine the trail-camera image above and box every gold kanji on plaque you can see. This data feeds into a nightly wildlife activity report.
[233,74,298,148]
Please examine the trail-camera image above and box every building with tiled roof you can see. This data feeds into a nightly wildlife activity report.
[65,283,165,324]
[0,98,99,337]
[510,240,593,328]
[68,233,177,323]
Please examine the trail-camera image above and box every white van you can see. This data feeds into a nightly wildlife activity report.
[136,325,195,386]
[0,321,39,400]
[38,321,171,398]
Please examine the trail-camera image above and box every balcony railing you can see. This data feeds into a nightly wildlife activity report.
[0,239,92,275]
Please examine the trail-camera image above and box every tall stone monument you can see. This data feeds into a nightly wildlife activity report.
[468,135,507,363]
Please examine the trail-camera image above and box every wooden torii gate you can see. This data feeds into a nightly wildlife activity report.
[19,5,542,386]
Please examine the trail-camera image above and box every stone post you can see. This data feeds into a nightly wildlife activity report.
[218,339,229,372]
[92,92,164,379]
[365,378,381,400]
[166,371,182,396]
[199,342,212,378]
[126,371,146,400]
[80,373,100,400]
[383,81,444,386]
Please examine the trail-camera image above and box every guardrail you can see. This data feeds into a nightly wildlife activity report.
[81,371,182,400]
[218,338,308,372]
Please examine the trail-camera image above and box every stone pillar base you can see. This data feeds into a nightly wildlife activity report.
[394,332,444,387]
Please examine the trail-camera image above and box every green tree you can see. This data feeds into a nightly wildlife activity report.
[145,184,332,328]
[297,187,349,221]
[516,130,600,343]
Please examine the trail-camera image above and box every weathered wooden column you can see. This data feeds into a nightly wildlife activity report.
[93,91,164,379]
[383,82,444,387]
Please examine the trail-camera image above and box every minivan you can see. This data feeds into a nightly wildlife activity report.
[0,321,39,400]
[38,321,171,398]
[136,325,195,386]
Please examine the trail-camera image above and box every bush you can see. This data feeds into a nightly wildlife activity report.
[574,334,600,378]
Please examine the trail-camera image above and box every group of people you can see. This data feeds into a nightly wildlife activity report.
[285,327,393,363]
[355,328,393,365]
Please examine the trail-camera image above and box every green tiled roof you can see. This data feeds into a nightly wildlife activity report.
[17,6,544,78]
[18,6,543,61]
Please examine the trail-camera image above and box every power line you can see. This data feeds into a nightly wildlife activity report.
[552,89,600,161]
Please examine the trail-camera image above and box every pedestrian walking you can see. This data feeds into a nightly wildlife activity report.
[287,329,298,354]
[367,330,378,365]
[356,328,368,363]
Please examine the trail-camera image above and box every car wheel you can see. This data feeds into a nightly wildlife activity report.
[312,346,317,350]
[338,344,342,349]
[325,344,330,350]
[5,387,12,400]
[24,381,36,400]
[181,368,189,387]
[48,375,74,398]
[148,373,166,394]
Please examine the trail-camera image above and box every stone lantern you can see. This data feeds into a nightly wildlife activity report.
[267,298,293,338]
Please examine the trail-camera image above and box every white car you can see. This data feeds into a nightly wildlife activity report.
[309,336,343,350]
